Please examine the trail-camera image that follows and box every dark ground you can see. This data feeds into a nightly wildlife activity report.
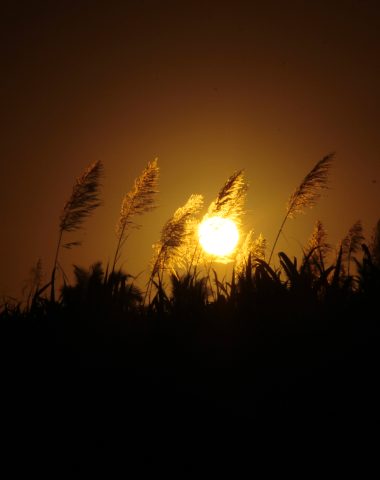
[2,304,379,475]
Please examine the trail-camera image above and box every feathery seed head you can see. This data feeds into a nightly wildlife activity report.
[235,230,266,273]
[152,194,204,275]
[207,170,248,224]
[60,160,104,233]
[342,220,365,256]
[116,158,159,236]
[307,220,330,254]
[287,153,334,219]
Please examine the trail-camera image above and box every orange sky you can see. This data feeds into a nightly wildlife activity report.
[1,1,379,299]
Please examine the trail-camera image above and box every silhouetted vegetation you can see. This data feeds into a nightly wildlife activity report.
[2,156,379,473]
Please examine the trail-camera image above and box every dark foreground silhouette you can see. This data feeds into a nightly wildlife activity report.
[2,248,380,474]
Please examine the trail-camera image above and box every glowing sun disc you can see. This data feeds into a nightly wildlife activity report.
[198,216,239,256]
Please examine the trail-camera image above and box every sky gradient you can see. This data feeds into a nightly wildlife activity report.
[1,0,379,298]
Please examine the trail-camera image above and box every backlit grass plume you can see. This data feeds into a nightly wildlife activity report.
[147,194,203,300]
[59,160,104,233]
[51,160,104,301]
[177,216,205,271]
[306,219,331,275]
[112,158,159,273]
[307,220,331,260]
[342,220,365,276]
[206,170,248,224]
[235,230,266,274]
[269,153,334,264]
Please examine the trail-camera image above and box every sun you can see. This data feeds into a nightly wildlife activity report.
[198,216,239,257]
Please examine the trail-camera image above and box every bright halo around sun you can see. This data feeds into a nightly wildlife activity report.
[198,216,239,257]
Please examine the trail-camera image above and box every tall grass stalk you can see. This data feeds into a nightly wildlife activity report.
[235,230,266,275]
[268,153,334,264]
[112,158,159,274]
[145,194,203,304]
[50,160,104,301]
[306,220,331,271]
[342,220,365,276]
[199,170,249,284]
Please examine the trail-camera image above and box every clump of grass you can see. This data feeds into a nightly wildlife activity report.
[61,261,142,314]
[268,153,334,264]
[112,158,159,273]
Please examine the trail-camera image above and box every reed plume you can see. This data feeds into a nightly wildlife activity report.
[307,220,331,266]
[342,220,365,276]
[235,230,266,274]
[51,160,104,301]
[194,170,249,272]
[146,194,203,302]
[268,153,334,264]
[112,158,159,273]
[206,170,248,224]
[60,160,104,233]
[178,216,205,271]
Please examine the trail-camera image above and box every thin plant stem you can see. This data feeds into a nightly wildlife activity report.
[50,230,63,302]
[268,213,289,265]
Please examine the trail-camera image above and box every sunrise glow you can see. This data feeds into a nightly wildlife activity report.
[198,216,239,257]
